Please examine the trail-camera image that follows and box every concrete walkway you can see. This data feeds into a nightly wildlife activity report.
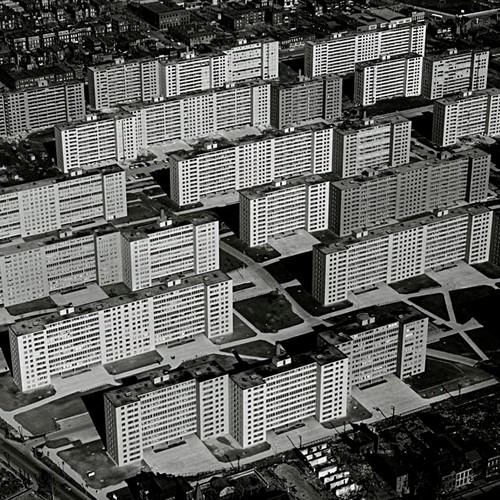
[426,348,478,367]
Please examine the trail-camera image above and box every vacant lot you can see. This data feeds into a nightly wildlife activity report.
[15,393,87,435]
[449,286,499,325]
[234,292,303,333]
[219,249,245,273]
[265,252,313,289]
[473,262,500,279]
[409,293,450,321]
[406,358,491,398]
[389,274,440,295]
[59,440,142,489]
[222,340,275,358]
[429,334,480,360]
[210,314,256,345]
[467,328,500,359]
[0,373,55,411]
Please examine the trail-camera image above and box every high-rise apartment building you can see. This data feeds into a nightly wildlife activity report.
[88,57,161,110]
[88,40,279,109]
[313,205,493,304]
[432,88,500,147]
[104,346,348,464]
[0,214,219,306]
[304,19,426,77]
[332,115,411,178]
[169,125,335,206]
[279,301,428,386]
[354,53,422,106]
[270,75,342,129]
[330,148,490,236]
[0,80,85,136]
[239,175,330,246]
[422,48,489,100]
[123,81,271,148]
[9,270,233,391]
[120,215,219,290]
[0,165,126,240]
[55,113,137,172]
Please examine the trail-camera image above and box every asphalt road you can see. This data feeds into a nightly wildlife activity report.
[0,434,94,500]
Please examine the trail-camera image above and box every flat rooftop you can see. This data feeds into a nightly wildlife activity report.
[239,174,326,199]
[10,270,230,336]
[424,47,488,62]
[334,114,409,135]
[55,111,133,131]
[315,203,490,253]
[436,87,500,105]
[355,52,421,69]
[0,164,123,196]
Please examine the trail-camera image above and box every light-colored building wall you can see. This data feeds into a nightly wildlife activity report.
[9,270,233,391]
[313,205,493,304]
[432,88,500,147]
[304,19,426,77]
[422,48,489,100]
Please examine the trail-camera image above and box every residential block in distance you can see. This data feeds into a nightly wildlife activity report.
[104,345,348,464]
[239,175,330,246]
[270,74,342,129]
[422,48,489,100]
[9,270,233,391]
[0,80,85,136]
[168,124,336,206]
[88,39,279,108]
[432,88,500,147]
[332,115,411,178]
[354,53,422,106]
[0,165,126,239]
[312,204,493,304]
[304,18,426,77]
[329,148,490,236]
[55,113,137,172]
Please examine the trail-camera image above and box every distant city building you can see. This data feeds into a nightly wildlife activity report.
[0,80,85,136]
[9,270,233,391]
[422,48,489,100]
[139,2,191,30]
[330,149,490,236]
[332,115,411,178]
[168,125,335,206]
[0,166,126,240]
[104,346,348,464]
[304,19,426,77]
[0,214,219,306]
[123,81,271,147]
[55,113,137,172]
[313,205,493,304]
[239,175,330,246]
[354,53,422,106]
[88,40,279,109]
[270,74,342,129]
[432,88,500,147]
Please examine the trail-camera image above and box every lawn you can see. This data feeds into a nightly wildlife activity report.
[0,373,55,411]
[406,358,491,398]
[210,314,257,345]
[286,285,352,317]
[234,292,303,333]
[428,334,480,360]
[219,249,245,273]
[389,274,440,295]
[466,328,500,358]
[265,252,313,289]
[322,397,373,429]
[409,293,450,321]
[6,297,57,316]
[222,340,275,358]
[473,262,500,279]
[15,393,87,435]
[104,350,162,375]
[58,440,142,489]
[449,285,499,325]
